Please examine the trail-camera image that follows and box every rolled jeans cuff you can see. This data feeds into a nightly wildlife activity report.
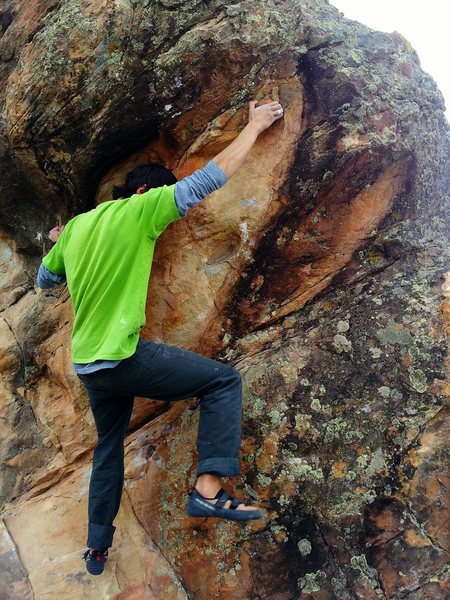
[87,522,116,549]
[196,457,240,477]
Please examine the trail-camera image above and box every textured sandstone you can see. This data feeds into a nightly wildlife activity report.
[3,464,188,600]
[0,0,449,599]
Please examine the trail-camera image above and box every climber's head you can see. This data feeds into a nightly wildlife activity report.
[112,163,178,199]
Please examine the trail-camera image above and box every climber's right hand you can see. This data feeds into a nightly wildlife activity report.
[248,100,284,134]
[211,100,284,178]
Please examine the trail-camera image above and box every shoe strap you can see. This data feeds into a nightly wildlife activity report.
[215,489,241,509]
[83,548,108,560]
[193,487,244,509]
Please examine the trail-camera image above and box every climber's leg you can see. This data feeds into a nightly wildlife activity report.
[77,379,134,549]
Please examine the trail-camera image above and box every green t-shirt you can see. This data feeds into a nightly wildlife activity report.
[42,185,180,363]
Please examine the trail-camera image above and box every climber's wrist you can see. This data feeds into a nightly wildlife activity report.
[246,120,264,136]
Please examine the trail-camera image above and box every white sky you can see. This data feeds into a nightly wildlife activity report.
[329,0,449,117]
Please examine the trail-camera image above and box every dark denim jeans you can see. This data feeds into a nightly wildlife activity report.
[77,338,242,549]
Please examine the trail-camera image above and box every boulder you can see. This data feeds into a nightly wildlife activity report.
[0,0,448,598]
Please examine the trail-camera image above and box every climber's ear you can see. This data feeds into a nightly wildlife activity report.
[136,184,148,195]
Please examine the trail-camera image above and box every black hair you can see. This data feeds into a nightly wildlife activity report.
[112,163,178,199]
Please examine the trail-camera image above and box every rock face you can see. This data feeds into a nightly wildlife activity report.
[0,0,449,598]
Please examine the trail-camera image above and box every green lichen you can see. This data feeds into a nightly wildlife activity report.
[336,319,350,332]
[330,493,365,519]
[297,539,312,556]
[350,554,378,580]
[247,395,266,416]
[324,417,364,443]
[289,461,324,483]
[333,334,352,353]
[246,14,262,25]
[268,409,286,427]
[270,523,286,536]
[298,570,326,593]
[257,473,272,488]
[349,49,363,66]
[428,564,450,584]
[381,127,397,143]
[407,366,428,393]
[369,346,382,358]
[180,407,193,427]
[365,448,385,477]
[361,489,377,503]
[295,413,320,437]
[222,333,232,345]
[228,562,242,575]
[378,386,391,398]
[390,389,403,401]
[408,345,431,361]
[310,398,322,411]
[416,334,434,347]
[376,320,412,346]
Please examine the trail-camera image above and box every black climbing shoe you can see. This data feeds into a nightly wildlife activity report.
[187,487,263,521]
[83,548,109,575]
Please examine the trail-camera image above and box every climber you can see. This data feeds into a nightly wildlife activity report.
[37,99,284,576]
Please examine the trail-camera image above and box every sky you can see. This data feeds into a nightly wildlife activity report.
[329,0,449,117]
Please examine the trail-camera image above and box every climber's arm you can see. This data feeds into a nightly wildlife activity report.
[37,263,66,289]
[212,100,283,178]
[174,100,283,215]
[37,225,66,289]
[174,161,227,216]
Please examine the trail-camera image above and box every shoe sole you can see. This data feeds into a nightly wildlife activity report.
[86,565,105,576]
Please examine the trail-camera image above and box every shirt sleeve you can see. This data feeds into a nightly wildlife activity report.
[174,160,228,217]
[37,263,67,289]
[127,183,180,239]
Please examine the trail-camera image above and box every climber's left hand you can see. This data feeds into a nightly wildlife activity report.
[49,225,65,243]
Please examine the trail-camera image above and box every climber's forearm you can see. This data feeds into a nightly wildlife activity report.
[212,121,261,179]
[213,99,284,177]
